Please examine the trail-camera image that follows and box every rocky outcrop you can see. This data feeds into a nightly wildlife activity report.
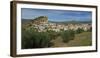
[31,16,48,25]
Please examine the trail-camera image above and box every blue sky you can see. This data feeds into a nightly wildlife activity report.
[21,8,92,22]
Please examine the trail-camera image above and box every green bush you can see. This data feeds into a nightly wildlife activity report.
[47,30,60,40]
[75,28,84,34]
[22,28,52,49]
[61,30,75,43]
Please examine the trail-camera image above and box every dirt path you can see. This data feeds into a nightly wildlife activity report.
[51,36,68,47]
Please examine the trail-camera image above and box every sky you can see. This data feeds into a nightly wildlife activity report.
[21,8,92,22]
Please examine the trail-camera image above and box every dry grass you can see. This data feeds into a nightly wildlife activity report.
[51,32,92,47]
[66,32,92,47]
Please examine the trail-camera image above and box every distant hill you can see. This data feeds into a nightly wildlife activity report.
[22,16,91,25]
[21,19,33,24]
[48,20,91,24]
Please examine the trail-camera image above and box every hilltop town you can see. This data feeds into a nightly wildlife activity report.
[22,16,92,32]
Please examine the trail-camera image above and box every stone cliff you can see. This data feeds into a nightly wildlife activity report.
[31,16,48,25]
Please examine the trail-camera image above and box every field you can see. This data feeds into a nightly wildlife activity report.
[51,32,92,47]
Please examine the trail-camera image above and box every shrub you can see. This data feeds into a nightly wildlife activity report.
[75,28,84,34]
[22,28,52,49]
[47,30,59,40]
[61,30,75,43]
